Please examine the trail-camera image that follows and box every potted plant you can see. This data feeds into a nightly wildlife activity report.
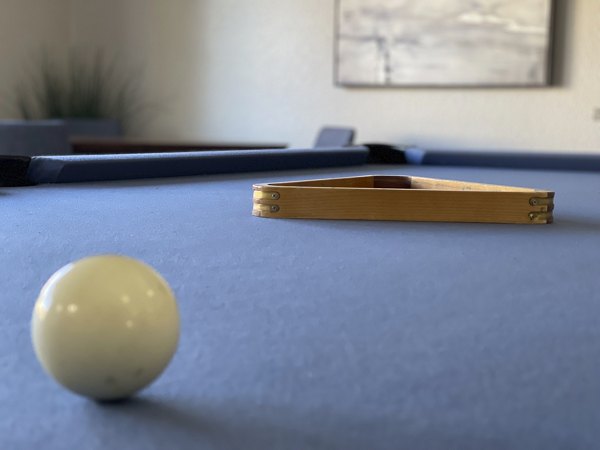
[12,50,144,138]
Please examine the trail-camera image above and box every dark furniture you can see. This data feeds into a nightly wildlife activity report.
[1,147,600,450]
[70,137,287,154]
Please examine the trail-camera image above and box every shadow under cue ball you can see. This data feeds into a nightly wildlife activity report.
[31,255,180,401]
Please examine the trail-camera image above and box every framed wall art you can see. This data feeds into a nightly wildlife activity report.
[335,0,554,87]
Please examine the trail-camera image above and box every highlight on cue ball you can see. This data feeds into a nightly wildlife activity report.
[31,255,180,401]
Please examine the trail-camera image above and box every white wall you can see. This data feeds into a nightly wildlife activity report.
[0,0,71,117]
[6,0,600,151]
[69,0,207,138]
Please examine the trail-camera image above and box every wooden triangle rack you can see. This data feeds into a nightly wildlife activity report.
[252,175,554,224]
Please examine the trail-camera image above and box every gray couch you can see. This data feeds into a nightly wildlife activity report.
[0,120,71,156]
[0,119,122,156]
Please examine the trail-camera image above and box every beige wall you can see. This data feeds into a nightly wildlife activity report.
[0,0,71,117]
[5,1,600,151]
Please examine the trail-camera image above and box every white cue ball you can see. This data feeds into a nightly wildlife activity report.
[31,255,180,401]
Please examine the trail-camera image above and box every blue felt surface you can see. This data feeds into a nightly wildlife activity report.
[1,164,600,449]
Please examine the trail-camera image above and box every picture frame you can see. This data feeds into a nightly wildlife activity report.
[334,0,555,87]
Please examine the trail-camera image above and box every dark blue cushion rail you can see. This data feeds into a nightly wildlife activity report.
[1,147,370,185]
[405,147,600,171]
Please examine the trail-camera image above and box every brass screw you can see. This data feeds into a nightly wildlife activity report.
[270,205,280,213]
[271,193,280,200]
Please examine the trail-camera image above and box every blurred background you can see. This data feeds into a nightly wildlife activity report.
[0,0,598,150]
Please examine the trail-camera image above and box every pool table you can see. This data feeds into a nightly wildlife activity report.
[1,146,600,450]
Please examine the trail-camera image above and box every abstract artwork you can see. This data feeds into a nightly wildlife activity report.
[335,0,554,87]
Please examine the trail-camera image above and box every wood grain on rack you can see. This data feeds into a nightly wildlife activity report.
[252,175,554,224]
